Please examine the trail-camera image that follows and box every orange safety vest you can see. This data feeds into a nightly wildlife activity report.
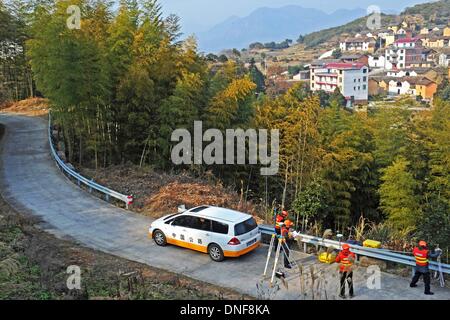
[281,226,289,238]
[413,247,429,267]
[275,215,285,230]
[336,251,355,272]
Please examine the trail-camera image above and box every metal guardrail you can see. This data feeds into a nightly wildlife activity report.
[48,113,133,209]
[259,225,450,274]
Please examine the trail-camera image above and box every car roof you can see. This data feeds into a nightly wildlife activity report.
[185,206,250,223]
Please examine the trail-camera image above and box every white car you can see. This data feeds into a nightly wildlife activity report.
[148,205,261,262]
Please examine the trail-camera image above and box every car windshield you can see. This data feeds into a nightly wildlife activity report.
[234,217,257,236]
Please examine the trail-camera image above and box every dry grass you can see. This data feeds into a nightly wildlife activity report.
[0,98,49,116]
[144,181,258,219]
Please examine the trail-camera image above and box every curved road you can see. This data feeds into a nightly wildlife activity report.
[1,113,449,300]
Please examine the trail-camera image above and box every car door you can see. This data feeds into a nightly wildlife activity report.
[170,215,192,244]
[187,216,212,251]
[170,215,209,253]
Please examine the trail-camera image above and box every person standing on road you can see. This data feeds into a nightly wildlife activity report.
[410,240,442,295]
[280,219,295,269]
[275,210,288,236]
[335,243,356,299]
[274,210,289,252]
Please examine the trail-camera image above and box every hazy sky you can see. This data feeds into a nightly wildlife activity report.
[158,0,433,34]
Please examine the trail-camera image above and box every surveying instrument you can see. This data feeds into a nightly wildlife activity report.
[262,233,300,286]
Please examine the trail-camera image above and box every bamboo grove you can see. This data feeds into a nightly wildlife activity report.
[0,0,449,249]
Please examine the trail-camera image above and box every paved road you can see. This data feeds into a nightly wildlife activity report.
[1,113,449,300]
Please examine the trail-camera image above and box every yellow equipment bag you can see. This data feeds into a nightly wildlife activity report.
[318,252,336,264]
[363,239,381,248]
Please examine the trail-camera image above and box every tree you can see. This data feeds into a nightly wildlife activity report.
[205,76,256,130]
[329,87,346,107]
[218,54,228,63]
[332,48,342,59]
[292,179,328,230]
[415,196,450,250]
[0,0,34,102]
[379,157,421,230]
[248,59,265,93]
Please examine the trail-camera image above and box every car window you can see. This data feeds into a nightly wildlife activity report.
[234,217,257,236]
[172,215,194,227]
[211,220,229,234]
[190,217,212,231]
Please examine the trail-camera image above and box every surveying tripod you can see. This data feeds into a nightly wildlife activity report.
[263,233,300,285]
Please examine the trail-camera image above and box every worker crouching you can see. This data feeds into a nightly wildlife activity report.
[336,243,356,299]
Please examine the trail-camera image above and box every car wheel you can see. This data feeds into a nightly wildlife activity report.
[208,243,224,262]
[153,230,167,246]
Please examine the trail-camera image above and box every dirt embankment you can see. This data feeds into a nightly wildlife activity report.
[0,98,49,116]
[80,165,259,220]
[0,196,249,300]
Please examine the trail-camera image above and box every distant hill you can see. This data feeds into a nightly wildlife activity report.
[300,0,450,48]
[197,5,366,53]
[300,14,398,48]
[403,0,450,23]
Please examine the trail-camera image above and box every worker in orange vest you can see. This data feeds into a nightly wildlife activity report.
[275,210,289,236]
[274,210,289,252]
[335,243,356,298]
[410,240,441,295]
[280,219,294,269]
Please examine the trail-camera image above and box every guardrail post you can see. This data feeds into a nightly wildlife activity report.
[105,194,110,202]
[303,242,307,253]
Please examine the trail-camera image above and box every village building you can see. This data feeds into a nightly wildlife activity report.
[310,61,368,103]
[292,70,310,81]
[438,48,450,67]
[385,38,428,69]
[339,36,376,53]
[368,52,393,69]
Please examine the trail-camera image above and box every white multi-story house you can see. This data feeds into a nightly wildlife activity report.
[340,36,376,53]
[310,62,369,103]
[368,54,393,69]
[385,38,427,69]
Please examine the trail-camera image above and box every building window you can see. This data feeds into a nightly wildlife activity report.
[363,85,367,90]
[363,69,367,73]
[363,76,367,81]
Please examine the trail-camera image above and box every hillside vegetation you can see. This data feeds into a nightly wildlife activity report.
[403,0,450,23]
[301,0,450,48]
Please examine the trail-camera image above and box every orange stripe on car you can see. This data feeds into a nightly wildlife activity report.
[166,237,208,253]
[224,241,260,257]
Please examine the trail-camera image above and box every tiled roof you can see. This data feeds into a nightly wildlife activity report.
[394,37,421,44]
[324,62,366,70]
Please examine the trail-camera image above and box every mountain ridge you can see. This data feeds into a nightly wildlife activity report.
[197,5,367,53]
